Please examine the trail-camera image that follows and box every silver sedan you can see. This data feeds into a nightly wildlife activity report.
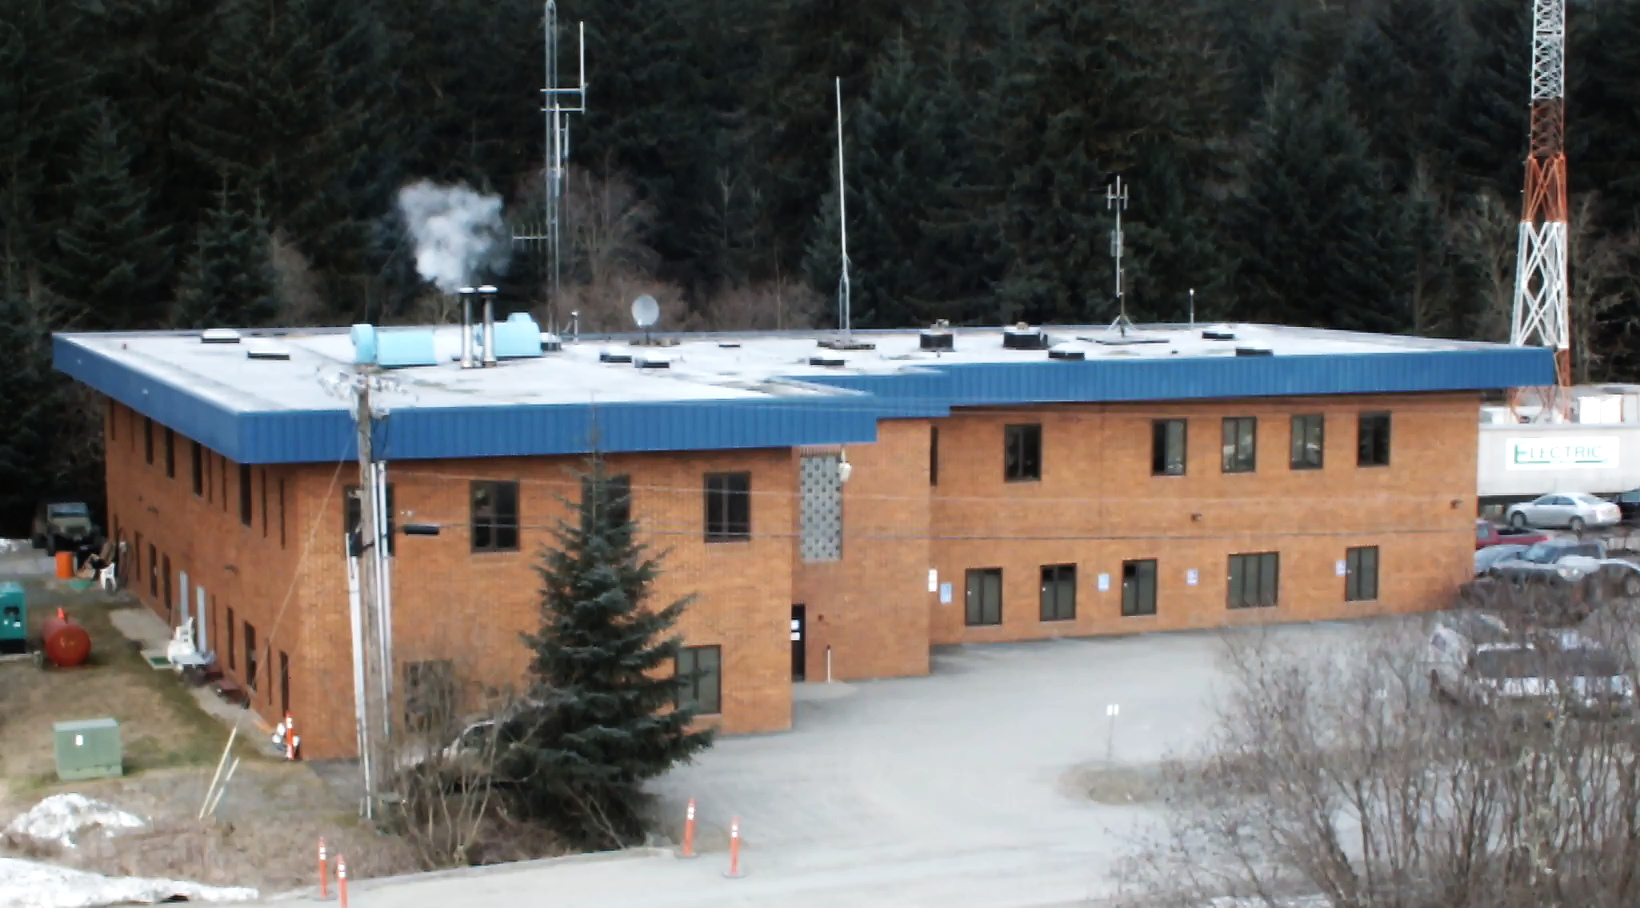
[1506,492,1622,533]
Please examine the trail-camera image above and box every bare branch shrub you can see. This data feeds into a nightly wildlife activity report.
[1120,595,1640,908]
[688,278,826,332]
[551,273,689,334]
[268,229,327,327]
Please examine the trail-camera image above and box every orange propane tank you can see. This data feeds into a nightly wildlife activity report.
[41,609,90,668]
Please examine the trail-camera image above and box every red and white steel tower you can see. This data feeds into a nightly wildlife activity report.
[1510,0,1572,398]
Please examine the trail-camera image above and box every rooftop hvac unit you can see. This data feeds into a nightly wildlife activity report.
[478,312,546,359]
[1002,324,1048,350]
[200,328,241,344]
[599,346,633,364]
[809,354,847,367]
[350,325,438,368]
[1234,346,1273,357]
[1201,325,1236,340]
[1047,343,1086,361]
[633,351,676,369]
[919,330,955,351]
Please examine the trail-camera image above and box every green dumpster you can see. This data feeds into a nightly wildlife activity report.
[0,582,23,655]
[53,718,123,781]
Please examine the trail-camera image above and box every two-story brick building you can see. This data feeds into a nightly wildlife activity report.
[53,320,1553,758]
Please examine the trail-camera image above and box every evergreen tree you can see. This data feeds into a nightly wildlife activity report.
[0,258,61,533]
[1343,0,1463,193]
[1574,0,1640,233]
[45,104,173,330]
[1447,0,1531,198]
[501,455,713,849]
[1228,77,1410,333]
[172,186,277,329]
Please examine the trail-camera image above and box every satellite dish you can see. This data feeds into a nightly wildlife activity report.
[631,295,660,329]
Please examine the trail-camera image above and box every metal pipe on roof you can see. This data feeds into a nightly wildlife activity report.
[480,285,498,367]
[458,288,475,369]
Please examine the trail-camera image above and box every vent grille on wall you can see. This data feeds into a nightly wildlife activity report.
[799,454,843,562]
[809,354,847,367]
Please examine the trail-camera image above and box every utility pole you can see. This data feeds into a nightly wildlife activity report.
[354,380,390,820]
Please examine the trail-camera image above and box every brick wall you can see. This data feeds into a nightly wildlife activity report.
[925,393,1478,643]
[103,389,1480,759]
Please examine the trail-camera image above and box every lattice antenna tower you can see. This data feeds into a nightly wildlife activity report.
[1107,174,1133,336]
[1510,0,1571,405]
[513,1,587,336]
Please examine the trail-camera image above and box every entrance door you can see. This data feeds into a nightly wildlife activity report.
[790,605,807,682]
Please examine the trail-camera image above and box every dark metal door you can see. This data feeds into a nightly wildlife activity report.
[791,605,806,682]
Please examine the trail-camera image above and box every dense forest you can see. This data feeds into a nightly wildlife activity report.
[3,0,1639,529]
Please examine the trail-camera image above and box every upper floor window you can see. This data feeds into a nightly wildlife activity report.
[1290,414,1324,470]
[1221,417,1256,473]
[1152,419,1187,476]
[705,472,751,542]
[470,480,519,552]
[1358,412,1391,467]
[1004,424,1041,481]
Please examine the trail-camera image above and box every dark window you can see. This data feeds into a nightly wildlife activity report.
[260,470,268,537]
[278,478,286,548]
[965,568,1003,626]
[206,450,213,502]
[1004,424,1042,481]
[163,428,175,477]
[404,660,456,731]
[107,399,116,442]
[1228,552,1280,609]
[1358,412,1391,467]
[226,607,236,670]
[930,426,940,486]
[1151,419,1187,476]
[1346,546,1380,602]
[162,555,172,612]
[144,418,154,465]
[1221,417,1256,473]
[239,464,253,526]
[470,480,520,552]
[704,472,751,542]
[677,645,722,714]
[345,484,398,555]
[1122,559,1158,617]
[581,473,632,532]
[190,442,204,496]
[244,622,258,691]
[1290,414,1324,469]
[1039,564,1076,621]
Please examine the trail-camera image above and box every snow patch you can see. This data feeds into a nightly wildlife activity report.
[4,795,147,849]
[0,857,258,907]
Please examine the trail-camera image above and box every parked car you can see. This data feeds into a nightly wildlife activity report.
[1615,487,1640,522]
[1506,493,1622,533]
[30,500,101,555]
[1490,538,1607,577]
[1428,612,1635,720]
[1475,543,1529,576]
[1475,518,1549,550]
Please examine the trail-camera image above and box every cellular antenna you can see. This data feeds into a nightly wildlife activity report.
[1107,174,1132,336]
[513,1,587,337]
[1509,0,1570,420]
[835,76,852,339]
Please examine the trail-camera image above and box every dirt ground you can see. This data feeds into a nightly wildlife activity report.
[0,568,419,894]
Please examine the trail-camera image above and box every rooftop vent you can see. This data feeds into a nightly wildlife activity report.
[1201,324,1236,341]
[809,354,847,367]
[634,351,676,370]
[200,328,241,344]
[475,312,546,359]
[817,336,876,351]
[1234,345,1274,357]
[599,346,633,364]
[1002,323,1049,350]
[246,342,291,361]
[1047,342,1087,361]
[920,320,955,351]
[350,324,438,368]
[540,332,563,352]
[718,342,742,349]
[1088,333,1168,346]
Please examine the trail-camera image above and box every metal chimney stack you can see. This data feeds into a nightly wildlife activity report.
[479,285,498,367]
[458,287,476,369]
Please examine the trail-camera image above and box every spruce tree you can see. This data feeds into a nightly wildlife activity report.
[502,454,713,849]
[172,185,276,329]
[1228,77,1410,333]
[0,259,60,532]
[46,104,173,330]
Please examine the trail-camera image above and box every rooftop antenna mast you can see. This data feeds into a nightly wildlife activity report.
[1509,0,1571,420]
[834,76,852,339]
[1107,174,1133,336]
[514,1,587,336]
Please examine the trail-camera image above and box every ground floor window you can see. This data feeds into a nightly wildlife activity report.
[1346,546,1379,602]
[1228,552,1280,609]
[966,568,1003,626]
[677,645,722,715]
[1121,559,1158,616]
[1039,564,1075,621]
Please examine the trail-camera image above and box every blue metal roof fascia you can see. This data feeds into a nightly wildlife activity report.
[789,371,953,419]
[932,348,1558,407]
[53,335,243,457]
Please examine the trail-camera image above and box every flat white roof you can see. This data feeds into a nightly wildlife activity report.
[59,322,1512,415]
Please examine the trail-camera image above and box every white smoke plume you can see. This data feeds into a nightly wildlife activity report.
[396,180,510,293]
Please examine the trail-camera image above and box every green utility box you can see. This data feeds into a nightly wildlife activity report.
[53,718,123,781]
[0,582,23,655]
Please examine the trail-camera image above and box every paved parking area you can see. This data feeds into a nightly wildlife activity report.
[287,619,1388,908]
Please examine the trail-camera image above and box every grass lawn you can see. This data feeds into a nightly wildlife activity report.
[0,583,263,791]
